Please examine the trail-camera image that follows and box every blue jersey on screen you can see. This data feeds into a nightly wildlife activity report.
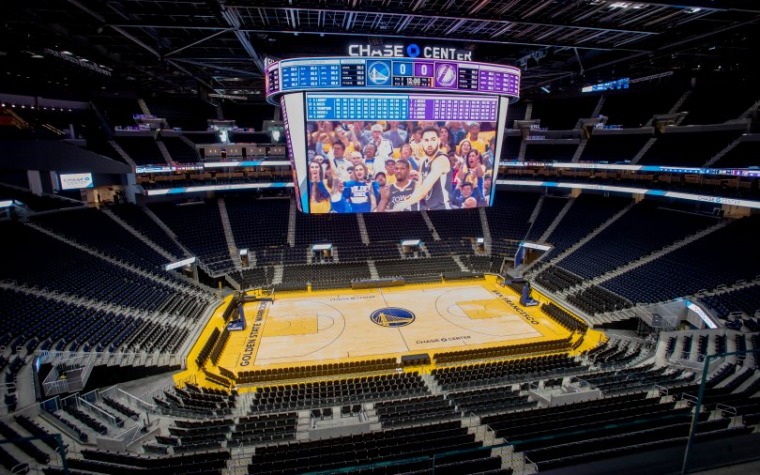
[372,181,382,204]
[342,181,373,213]
[330,194,351,213]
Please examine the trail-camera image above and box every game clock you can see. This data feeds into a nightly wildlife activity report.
[392,77,432,87]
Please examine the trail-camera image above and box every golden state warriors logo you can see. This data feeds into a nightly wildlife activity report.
[370,307,415,328]
[367,61,391,86]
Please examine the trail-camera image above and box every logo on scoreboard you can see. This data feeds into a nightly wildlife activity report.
[367,61,391,86]
[435,62,458,88]
[370,307,416,328]
[348,44,473,61]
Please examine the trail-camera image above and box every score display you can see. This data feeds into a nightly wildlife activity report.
[266,57,520,101]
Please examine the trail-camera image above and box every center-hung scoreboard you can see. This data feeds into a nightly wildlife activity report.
[265,56,521,213]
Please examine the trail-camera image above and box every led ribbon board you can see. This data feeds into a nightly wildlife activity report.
[265,57,520,102]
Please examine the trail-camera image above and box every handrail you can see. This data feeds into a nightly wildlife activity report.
[680,393,698,404]
[715,403,737,417]
[116,387,155,411]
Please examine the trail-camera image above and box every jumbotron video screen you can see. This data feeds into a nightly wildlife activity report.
[282,92,510,213]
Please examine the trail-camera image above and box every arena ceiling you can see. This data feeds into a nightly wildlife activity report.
[3,0,760,101]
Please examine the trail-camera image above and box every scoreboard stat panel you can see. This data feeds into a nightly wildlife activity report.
[266,57,520,100]
[305,94,499,122]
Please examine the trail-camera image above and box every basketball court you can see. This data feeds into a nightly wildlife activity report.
[178,275,603,389]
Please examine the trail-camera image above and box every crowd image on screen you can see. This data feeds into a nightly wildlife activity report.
[305,120,498,213]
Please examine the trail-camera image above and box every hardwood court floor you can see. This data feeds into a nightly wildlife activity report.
[176,276,605,389]
[248,285,543,365]
[220,276,588,371]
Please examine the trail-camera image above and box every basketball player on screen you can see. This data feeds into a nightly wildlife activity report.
[392,126,451,211]
[377,159,418,212]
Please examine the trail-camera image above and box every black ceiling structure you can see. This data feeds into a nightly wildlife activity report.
[2,0,760,101]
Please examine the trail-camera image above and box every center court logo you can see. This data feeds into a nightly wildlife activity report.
[370,307,416,328]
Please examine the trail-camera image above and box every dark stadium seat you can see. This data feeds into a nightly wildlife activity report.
[0,221,204,356]
[0,183,82,212]
[248,420,488,475]
[364,211,434,243]
[32,207,172,270]
[523,141,579,162]
[599,85,683,128]
[555,201,718,280]
[374,395,458,427]
[432,353,583,390]
[250,372,428,413]
[529,95,599,130]
[602,215,760,304]
[713,136,760,168]
[144,97,216,131]
[525,196,569,242]
[115,135,166,166]
[638,128,744,166]
[678,80,759,126]
[225,196,290,249]
[700,285,760,320]
[567,285,634,315]
[578,132,651,162]
[149,200,234,273]
[534,194,633,265]
[94,97,142,129]
[160,135,199,163]
[108,203,188,259]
